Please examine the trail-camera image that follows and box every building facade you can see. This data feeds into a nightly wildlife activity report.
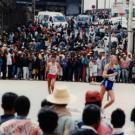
[16,0,82,15]
[37,0,81,15]
[0,0,16,32]
[0,0,82,31]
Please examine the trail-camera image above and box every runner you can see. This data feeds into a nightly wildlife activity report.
[100,55,118,109]
[46,54,61,94]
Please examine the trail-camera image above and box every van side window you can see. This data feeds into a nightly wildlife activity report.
[39,15,43,20]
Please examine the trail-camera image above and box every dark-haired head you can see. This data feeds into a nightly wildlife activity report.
[85,101,101,108]
[83,104,101,129]
[2,92,18,113]
[38,108,58,134]
[131,108,135,123]
[111,108,125,128]
[14,96,30,116]
[41,99,53,108]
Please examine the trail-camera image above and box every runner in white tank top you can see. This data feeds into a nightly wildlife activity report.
[46,55,60,94]
[48,62,58,75]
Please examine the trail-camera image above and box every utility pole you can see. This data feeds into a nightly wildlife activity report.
[96,0,98,10]
[32,0,35,22]
[128,0,133,53]
[81,0,84,14]
[109,0,111,9]
[104,0,106,9]
[104,0,106,20]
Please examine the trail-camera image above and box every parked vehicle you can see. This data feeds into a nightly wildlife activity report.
[76,15,91,28]
[37,11,68,28]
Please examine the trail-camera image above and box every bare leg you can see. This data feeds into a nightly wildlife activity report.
[51,78,56,93]
[48,78,52,94]
[104,90,115,109]
[100,85,106,100]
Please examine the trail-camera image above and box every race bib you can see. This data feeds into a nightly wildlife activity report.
[50,69,57,74]
[49,65,57,75]
[108,76,115,82]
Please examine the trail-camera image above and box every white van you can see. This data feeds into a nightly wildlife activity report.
[37,11,68,28]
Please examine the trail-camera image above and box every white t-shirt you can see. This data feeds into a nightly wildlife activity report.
[92,64,98,74]
[7,53,12,66]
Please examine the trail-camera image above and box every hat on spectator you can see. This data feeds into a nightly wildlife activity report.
[123,54,127,57]
[40,49,44,52]
[18,51,22,54]
[85,90,101,104]
[3,44,7,47]
[98,49,105,53]
[57,33,61,36]
[46,87,75,105]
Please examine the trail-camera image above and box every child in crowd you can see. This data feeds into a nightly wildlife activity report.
[91,60,98,82]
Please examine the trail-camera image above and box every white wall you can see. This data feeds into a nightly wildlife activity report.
[84,0,125,10]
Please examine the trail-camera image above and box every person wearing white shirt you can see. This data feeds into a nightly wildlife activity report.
[91,60,98,82]
[7,50,13,79]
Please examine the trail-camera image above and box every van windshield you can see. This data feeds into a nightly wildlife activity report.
[44,15,49,21]
[53,16,65,22]
[77,16,89,21]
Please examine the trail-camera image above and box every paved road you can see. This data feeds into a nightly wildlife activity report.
[0,80,134,129]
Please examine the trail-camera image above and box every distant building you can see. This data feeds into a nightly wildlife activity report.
[16,0,82,15]
[0,0,16,32]
[0,0,82,31]
[37,0,82,15]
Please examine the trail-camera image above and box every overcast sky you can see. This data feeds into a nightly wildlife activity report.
[84,0,126,10]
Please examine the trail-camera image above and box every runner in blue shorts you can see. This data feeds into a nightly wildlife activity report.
[100,55,118,109]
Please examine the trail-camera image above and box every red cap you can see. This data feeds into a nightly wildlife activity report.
[85,90,101,103]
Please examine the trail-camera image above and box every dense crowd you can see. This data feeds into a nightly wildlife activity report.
[0,89,135,135]
[0,17,135,83]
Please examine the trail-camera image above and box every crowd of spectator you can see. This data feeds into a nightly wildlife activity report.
[0,6,135,135]
[0,88,135,135]
[0,16,135,83]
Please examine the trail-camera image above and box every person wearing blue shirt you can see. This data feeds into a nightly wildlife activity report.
[100,55,118,109]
